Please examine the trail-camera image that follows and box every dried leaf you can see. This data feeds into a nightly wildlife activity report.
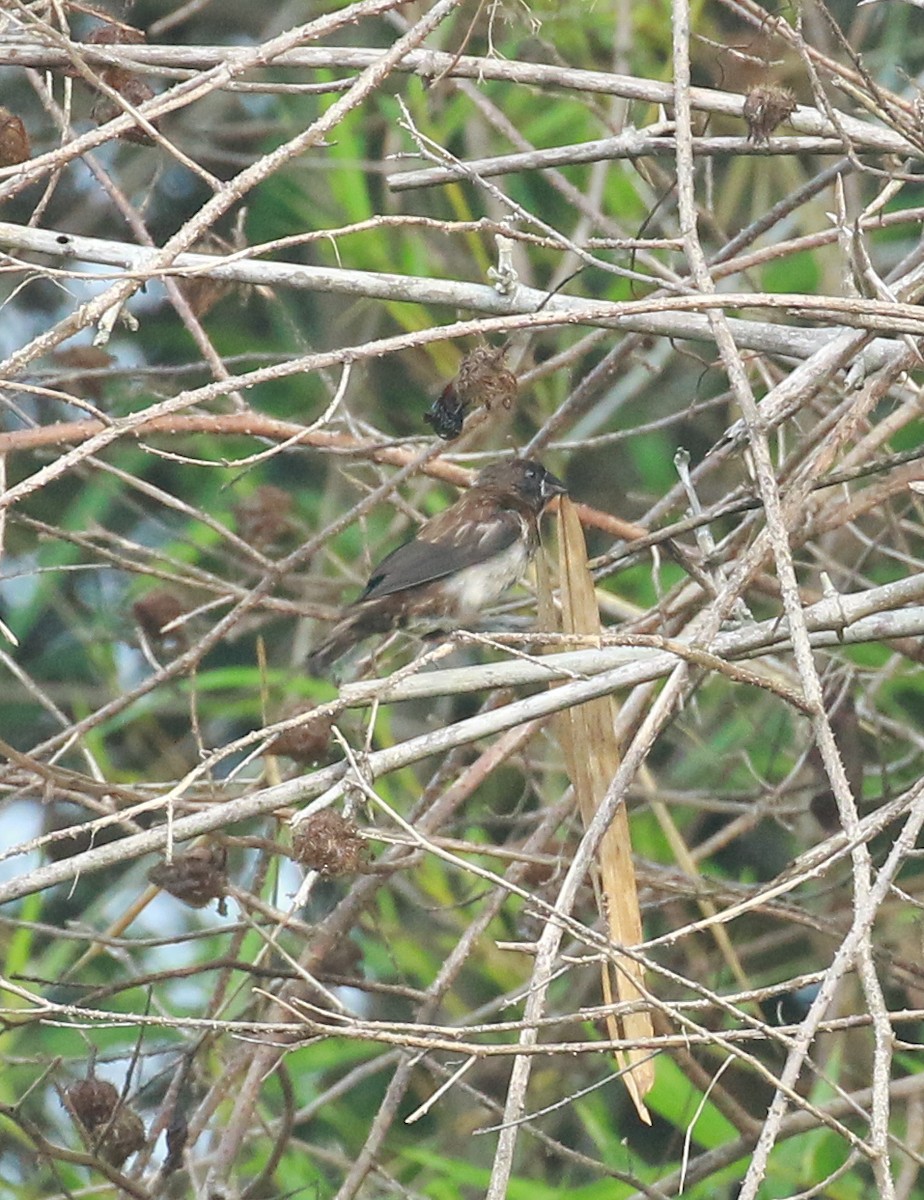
[553,496,654,1121]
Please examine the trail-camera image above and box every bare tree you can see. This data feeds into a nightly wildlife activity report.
[2,1,924,1197]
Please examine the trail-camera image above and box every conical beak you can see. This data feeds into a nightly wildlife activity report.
[541,471,567,500]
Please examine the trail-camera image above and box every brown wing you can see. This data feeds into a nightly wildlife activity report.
[357,498,524,603]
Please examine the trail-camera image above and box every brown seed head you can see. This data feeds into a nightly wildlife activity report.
[291,810,369,876]
[97,1106,146,1167]
[67,1079,120,1128]
[178,274,234,319]
[133,589,186,643]
[268,704,335,764]
[66,1079,146,1167]
[92,67,156,143]
[454,344,517,411]
[425,344,517,440]
[316,936,364,977]
[86,22,147,45]
[0,108,30,166]
[61,22,146,78]
[742,84,797,144]
[48,346,115,402]
[148,843,228,908]
[234,485,295,548]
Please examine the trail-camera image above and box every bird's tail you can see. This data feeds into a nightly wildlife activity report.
[308,600,399,674]
[307,614,361,675]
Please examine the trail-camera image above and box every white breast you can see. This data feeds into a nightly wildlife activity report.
[441,538,531,618]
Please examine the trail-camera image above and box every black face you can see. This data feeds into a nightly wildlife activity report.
[474,458,567,511]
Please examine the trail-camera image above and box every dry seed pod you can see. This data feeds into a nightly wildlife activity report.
[178,232,257,317]
[0,108,30,166]
[177,273,233,319]
[425,344,517,440]
[268,704,335,765]
[96,1106,146,1167]
[67,1079,120,1129]
[742,84,797,144]
[66,1079,146,1168]
[92,68,156,143]
[86,22,146,46]
[455,344,517,411]
[133,589,186,644]
[176,232,234,317]
[63,22,145,78]
[234,485,295,548]
[50,346,115,401]
[316,936,363,977]
[148,843,228,909]
[63,22,145,80]
[52,345,114,372]
[291,810,369,877]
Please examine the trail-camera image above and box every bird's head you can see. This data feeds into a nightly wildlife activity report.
[474,458,567,513]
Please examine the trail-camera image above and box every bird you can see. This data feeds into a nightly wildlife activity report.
[308,457,566,673]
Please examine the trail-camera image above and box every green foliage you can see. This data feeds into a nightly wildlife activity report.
[762,249,820,295]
